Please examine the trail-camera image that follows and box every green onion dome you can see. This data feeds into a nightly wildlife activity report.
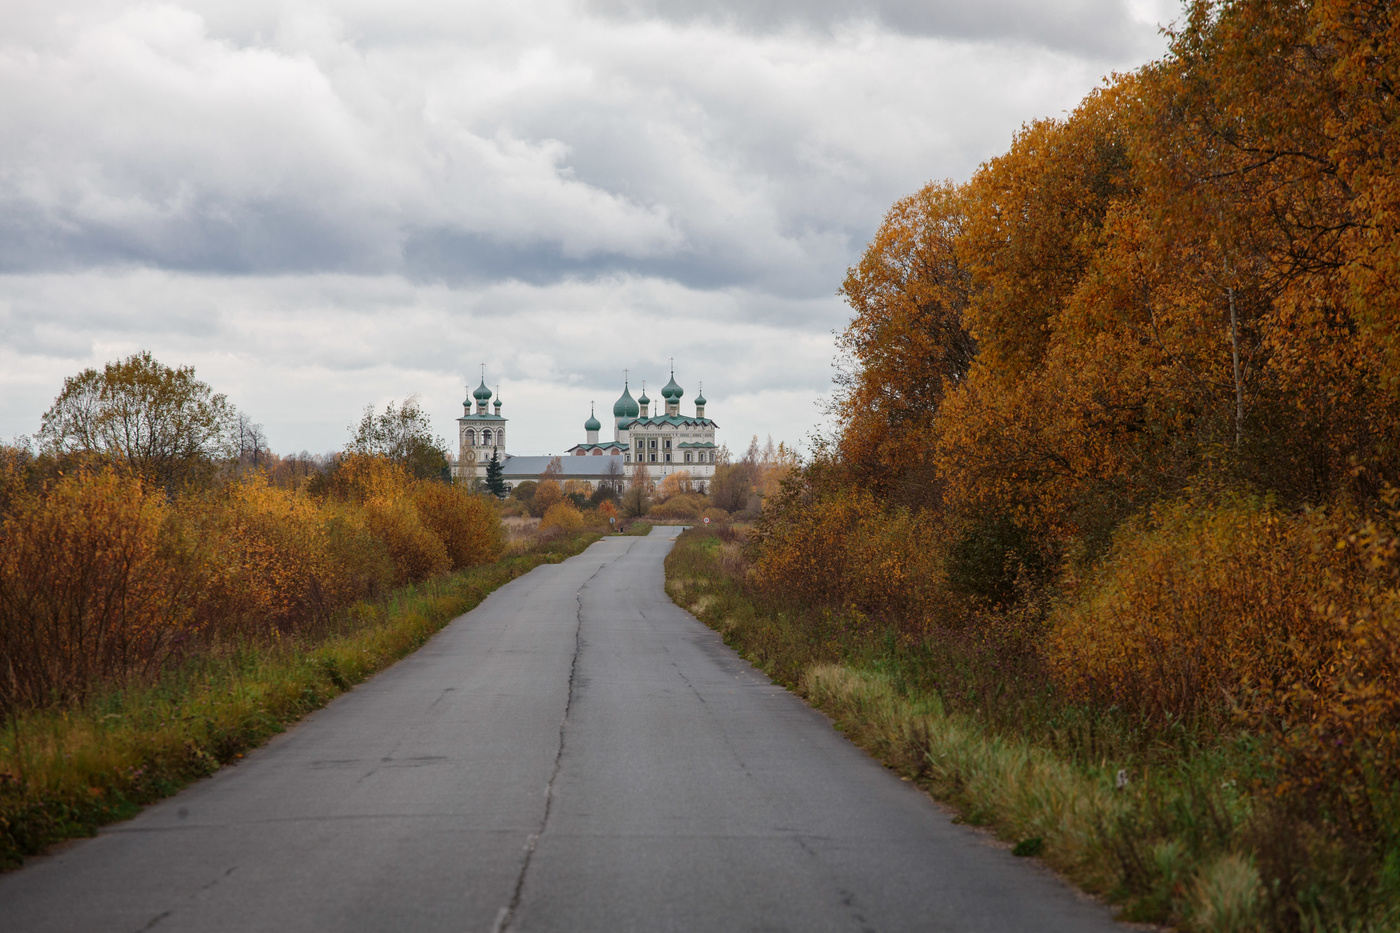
[613,384,640,418]
[637,388,651,407]
[473,379,493,402]
[695,388,707,406]
[661,372,683,400]
[585,408,602,432]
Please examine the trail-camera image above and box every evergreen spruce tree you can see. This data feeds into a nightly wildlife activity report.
[485,449,506,498]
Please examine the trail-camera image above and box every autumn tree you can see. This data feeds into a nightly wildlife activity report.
[836,180,975,507]
[39,351,239,490]
[656,470,694,501]
[531,480,563,518]
[348,395,450,481]
[236,413,269,470]
[622,463,652,518]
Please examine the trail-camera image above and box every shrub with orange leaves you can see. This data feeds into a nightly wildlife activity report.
[363,496,450,585]
[1265,489,1400,840]
[1046,497,1333,728]
[182,474,392,638]
[0,470,195,714]
[539,500,584,533]
[532,479,563,519]
[753,485,948,632]
[649,493,705,521]
[320,453,413,504]
[409,480,505,569]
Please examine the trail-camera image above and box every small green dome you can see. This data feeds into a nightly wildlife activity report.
[695,388,707,406]
[585,411,602,432]
[473,379,493,402]
[613,385,639,418]
[638,388,651,406]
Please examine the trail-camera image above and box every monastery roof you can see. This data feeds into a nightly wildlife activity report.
[567,441,627,452]
[458,413,507,422]
[500,456,629,479]
[621,415,718,429]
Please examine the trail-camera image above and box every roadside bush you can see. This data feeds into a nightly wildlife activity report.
[539,500,584,533]
[597,499,619,523]
[532,479,563,518]
[363,496,451,585]
[0,470,194,714]
[650,493,705,521]
[1268,490,1400,844]
[410,481,505,569]
[1046,497,1332,729]
[945,512,1054,610]
[753,488,949,631]
[185,475,382,639]
[841,506,950,631]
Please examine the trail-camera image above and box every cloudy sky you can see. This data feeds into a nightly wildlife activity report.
[0,0,1179,458]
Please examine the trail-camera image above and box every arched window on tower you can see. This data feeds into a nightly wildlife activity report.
[483,429,493,445]
[465,429,476,447]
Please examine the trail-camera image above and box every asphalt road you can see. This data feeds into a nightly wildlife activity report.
[0,528,1125,932]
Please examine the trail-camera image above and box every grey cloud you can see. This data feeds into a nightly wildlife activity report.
[0,2,1164,295]
[0,198,394,275]
[586,0,1167,58]
[400,225,848,301]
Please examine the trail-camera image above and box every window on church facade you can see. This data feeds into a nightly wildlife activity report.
[483,429,493,445]
[466,430,476,446]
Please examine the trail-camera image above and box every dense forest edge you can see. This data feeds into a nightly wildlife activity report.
[671,3,1400,931]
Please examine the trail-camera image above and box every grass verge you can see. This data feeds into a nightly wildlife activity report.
[665,526,1391,933]
[0,530,600,869]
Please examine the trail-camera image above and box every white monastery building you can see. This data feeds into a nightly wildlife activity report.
[453,366,719,494]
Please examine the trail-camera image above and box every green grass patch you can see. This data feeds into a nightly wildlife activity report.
[0,530,600,869]
[665,526,1397,933]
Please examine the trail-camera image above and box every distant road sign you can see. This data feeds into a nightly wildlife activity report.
[703,517,710,524]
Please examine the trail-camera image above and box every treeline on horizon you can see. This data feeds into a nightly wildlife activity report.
[746,0,1400,926]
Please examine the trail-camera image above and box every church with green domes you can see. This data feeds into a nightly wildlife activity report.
[569,367,719,476]
[452,366,719,494]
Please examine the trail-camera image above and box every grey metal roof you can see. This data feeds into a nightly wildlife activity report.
[500,455,629,479]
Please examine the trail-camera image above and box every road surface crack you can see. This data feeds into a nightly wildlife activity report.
[492,555,615,933]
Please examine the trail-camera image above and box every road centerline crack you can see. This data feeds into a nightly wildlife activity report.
[491,550,618,933]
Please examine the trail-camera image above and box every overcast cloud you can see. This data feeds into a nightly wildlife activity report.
[0,0,1179,456]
